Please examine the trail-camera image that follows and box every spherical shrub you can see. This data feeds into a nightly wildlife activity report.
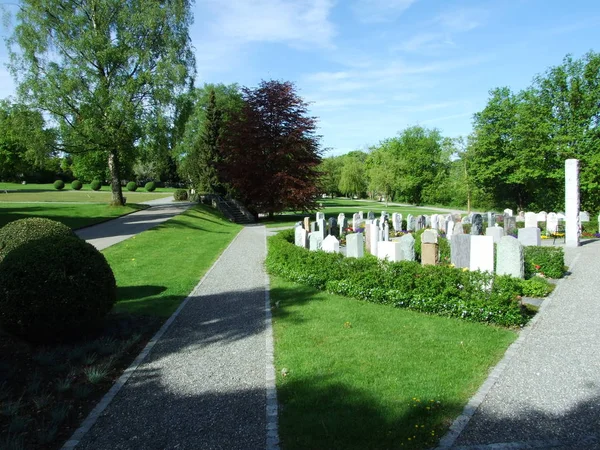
[0,236,117,342]
[0,217,75,262]
[54,180,65,190]
[71,180,83,190]
[91,180,102,191]
[144,181,156,192]
[126,181,137,192]
[174,189,188,201]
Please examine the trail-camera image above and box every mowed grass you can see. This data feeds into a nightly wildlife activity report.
[0,190,172,203]
[105,204,242,317]
[0,181,177,193]
[271,276,517,450]
[0,202,147,229]
[262,198,452,228]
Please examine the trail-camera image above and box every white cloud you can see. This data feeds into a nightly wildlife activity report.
[351,0,417,23]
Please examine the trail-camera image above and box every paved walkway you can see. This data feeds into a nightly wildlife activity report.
[75,197,193,250]
[440,239,600,450]
[65,225,277,450]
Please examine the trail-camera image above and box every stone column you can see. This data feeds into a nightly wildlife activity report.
[565,159,580,247]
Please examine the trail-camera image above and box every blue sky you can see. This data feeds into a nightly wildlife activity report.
[1,0,599,156]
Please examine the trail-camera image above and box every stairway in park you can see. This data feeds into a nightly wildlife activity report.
[211,196,255,224]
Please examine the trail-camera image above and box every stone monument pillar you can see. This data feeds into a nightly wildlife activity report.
[565,159,580,247]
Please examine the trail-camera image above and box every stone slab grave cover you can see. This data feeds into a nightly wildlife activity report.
[518,227,541,246]
[580,211,590,222]
[546,212,559,235]
[525,212,538,228]
[378,241,403,262]
[471,214,483,235]
[485,226,504,244]
[451,234,471,268]
[346,233,364,258]
[309,233,323,251]
[294,225,308,248]
[496,236,524,278]
[469,235,494,273]
[322,235,340,253]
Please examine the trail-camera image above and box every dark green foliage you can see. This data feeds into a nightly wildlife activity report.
[0,217,74,261]
[90,180,102,191]
[71,180,82,190]
[520,277,554,297]
[0,236,117,342]
[523,246,565,279]
[174,189,188,201]
[126,181,137,192]
[53,180,64,190]
[266,230,529,327]
[144,181,156,192]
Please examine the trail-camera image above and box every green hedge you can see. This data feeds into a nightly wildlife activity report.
[174,189,188,201]
[523,246,564,279]
[126,181,137,192]
[266,230,530,327]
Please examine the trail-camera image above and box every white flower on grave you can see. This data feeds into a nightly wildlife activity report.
[281,368,289,377]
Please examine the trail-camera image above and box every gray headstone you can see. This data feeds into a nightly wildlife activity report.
[407,214,415,231]
[431,214,439,230]
[383,222,389,241]
[309,233,323,251]
[546,213,559,235]
[580,211,590,222]
[504,216,516,233]
[451,234,471,268]
[416,215,426,231]
[496,236,524,278]
[367,211,375,220]
[346,233,364,258]
[454,221,464,235]
[294,226,308,248]
[339,217,349,235]
[471,214,483,235]
[310,222,317,233]
[486,212,496,228]
[328,217,337,236]
[421,229,438,244]
[425,215,431,228]
[399,233,415,261]
[525,212,538,228]
[316,212,325,221]
[518,227,541,246]
[485,226,504,244]
[322,235,340,253]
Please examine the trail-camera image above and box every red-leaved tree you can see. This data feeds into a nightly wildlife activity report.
[221,80,322,218]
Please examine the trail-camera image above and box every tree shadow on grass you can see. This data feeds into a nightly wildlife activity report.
[117,285,168,301]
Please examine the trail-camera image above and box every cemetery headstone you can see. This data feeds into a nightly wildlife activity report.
[425,215,431,228]
[377,241,403,262]
[422,229,438,244]
[518,228,541,246]
[399,234,415,261]
[294,226,308,248]
[421,242,438,266]
[453,221,464,235]
[322,235,340,253]
[339,217,349,236]
[537,211,547,222]
[309,233,323,251]
[367,211,375,220]
[546,213,559,235]
[416,215,426,231]
[471,214,483,235]
[431,214,439,230]
[310,222,317,233]
[469,235,494,273]
[316,212,325,221]
[525,212,538,228]
[446,221,455,237]
[580,211,590,222]
[407,214,415,231]
[352,213,360,231]
[504,216,516,233]
[337,213,345,226]
[516,211,525,222]
[346,233,364,258]
[369,223,379,255]
[328,217,338,236]
[304,217,310,232]
[496,236,524,278]
[359,211,364,219]
[462,214,472,225]
[383,222,390,241]
[450,234,471,268]
[485,226,504,244]
[504,208,513,217]
[486,212,496,228]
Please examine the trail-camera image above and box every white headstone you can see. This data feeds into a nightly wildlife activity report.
[518,228,541,247]
[377,241,403,262]
[579,211,590,222]
[322,235,340,253]
[485,226,504,244]
[421,229,438,244]
[352,213,360,231]
[565,159,580,247]
[367,223,379,255]
[524,212,538,229]
[446,221,455,237]
[503,208,513,217]
[308,233,323,251]
[316,212,325,221]
[496,236,524,279]
[294,226,308,248]
[546,213,559,234]
[537,211,547,222]
[469,235,494,273]
[337,213,346,226]
[383,222,389,241]
[431,214,439,230]
[346,233,364,258]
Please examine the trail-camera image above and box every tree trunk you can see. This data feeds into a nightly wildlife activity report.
[108,151,125,206]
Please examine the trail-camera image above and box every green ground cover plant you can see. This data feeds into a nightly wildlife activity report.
[0,203,147,229]
[271,275,517,450]
[0,205,240,448]
[267,230,532,327]
[523,246,565,279]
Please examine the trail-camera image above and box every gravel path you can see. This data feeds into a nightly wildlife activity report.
[75,197,193,250]
[66,225,278,450]
[440,240,600,450]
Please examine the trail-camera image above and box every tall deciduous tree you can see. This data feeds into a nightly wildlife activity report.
[8,0,195,205]
[222,80,322,217]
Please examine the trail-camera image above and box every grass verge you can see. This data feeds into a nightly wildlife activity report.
[0,204,241,449]
[0,182,176,193]
[0,203,147,229]
[271,276,517,450]
[0,191,171,203]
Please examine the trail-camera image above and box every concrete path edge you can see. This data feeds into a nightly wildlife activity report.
[61,227,247,450]
[435,251,583,450]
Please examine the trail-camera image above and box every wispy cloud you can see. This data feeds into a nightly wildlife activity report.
[351,0,417,23]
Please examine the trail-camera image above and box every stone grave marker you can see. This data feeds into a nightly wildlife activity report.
[316,212,325,221]
[337,213,345,226]
[504,216,516,233]
[504,208,513,217]
[518,228,541,246]
[339,217,348,236]
[294,225,308,248]
[377,241,403,262]
[322,235,340,253]
[517,211,525,222]
[310,222,317,233]
[525,212,538,228]
[383,222,390,241]
[309,233,323,251]
[422,229,438,244]
[486,212,496,228]
[453,221,464,235]
[399,234,415,261]
[496,236,524,278]
[446,221,455,237]
[537,211,547,222]
[328,217,338,236]
[346,233,364,258]
[416,215,426,231]
[431,214,439,230]
[546,213,559,235]
[580,211,590,222]
[485,226,504,244]
[358,211,364,219]
[367,211,375,220]
[451,234,470,268]
[469,235,494,273]
[407,214,415,231]
[425,215,431,228]
[471,214,483,235]
[303,217,310,232]
[462,214,472,225]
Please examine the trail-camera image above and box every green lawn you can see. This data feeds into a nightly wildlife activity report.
[271,276,517,450]
[105,204,242,317]
[0,202,148,229]
[0,181,177,193]
[262,198,454,228]
[0,190,172,203]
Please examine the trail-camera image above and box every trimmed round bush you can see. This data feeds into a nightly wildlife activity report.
[54,180,65,190]
[174,189,188,201]
[0,217,75,262]
[90,180,102,191]
[0,236,117,342]
[126,181,138,192]
[144,181,156,192]
[71,180,83,190]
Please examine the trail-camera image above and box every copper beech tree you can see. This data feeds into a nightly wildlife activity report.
[221,80,322,218]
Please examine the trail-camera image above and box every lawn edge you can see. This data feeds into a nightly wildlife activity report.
[61,225,245,449]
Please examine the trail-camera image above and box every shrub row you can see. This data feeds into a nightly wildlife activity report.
[53,180,159,192]
[266,230,531,327]
[523,246,565,279]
